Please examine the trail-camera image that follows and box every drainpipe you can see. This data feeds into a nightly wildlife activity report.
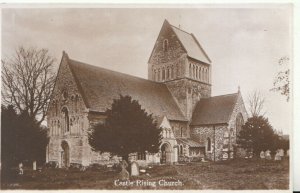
[213,125,216,161]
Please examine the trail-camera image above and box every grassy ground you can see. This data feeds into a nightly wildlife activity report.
[1,158,289,190]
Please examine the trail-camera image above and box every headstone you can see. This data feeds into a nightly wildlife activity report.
[265,150,271,160]
[279,149,284,158]
[230,152,234,159]
[131,161,139,176]
[18,162,24,175]
[222,152,228,160]
[274,151,281,161]
[260,151,265,159]
[33,161,37,171]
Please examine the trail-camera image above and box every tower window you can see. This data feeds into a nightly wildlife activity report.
[163,39,169,52]
[207,137,211,152]
[162,68,165,81]
[158,69,161,81]
[167,67,170,80]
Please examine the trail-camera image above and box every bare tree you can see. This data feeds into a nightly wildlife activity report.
[270,56,290,102]
[247,90,266,117]
[2,46,57,125]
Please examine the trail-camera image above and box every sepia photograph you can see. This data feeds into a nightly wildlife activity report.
[0,4,293,190]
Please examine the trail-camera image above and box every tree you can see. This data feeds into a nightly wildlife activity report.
[247,90,266,117]
[237,116,277,156]
[88,95,162,161]
[1,46,56,125]
[1,105,49,169]
[271,56,290,102]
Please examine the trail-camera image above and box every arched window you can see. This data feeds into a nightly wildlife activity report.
[207,68,210,83]
[180,127,183,137]
[199,67,201,80]
[158,69,161,81]
[61,107,70,133]
[154,69,157,81]
[57,120,60,135]
[196,66,198,79]
[167,67,170,80]
[163,39,169,52]
[193,65,195,78]
[162,68,165,81]
[189,63,192,77]
[171,65,174,79]
[62,90,68,100]
[236,113,244,136]
[180,145,183,155]
[207,138,211,151]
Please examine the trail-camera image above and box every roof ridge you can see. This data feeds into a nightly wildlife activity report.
[68,58,162,85]
[170,24,191,35]
[210,92,239,98]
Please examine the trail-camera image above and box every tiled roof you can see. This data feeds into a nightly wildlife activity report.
[191,93,239,125]
[176,138,205,147]
[170,25,211,64]
[67,58,187,121]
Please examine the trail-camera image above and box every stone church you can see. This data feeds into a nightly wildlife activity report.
[46,20,248,168]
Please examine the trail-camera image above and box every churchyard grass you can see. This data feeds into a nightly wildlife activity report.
[1,158,289,190]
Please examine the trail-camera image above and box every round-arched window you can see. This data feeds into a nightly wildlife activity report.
[163,39,169,52]
[62,90,68,100]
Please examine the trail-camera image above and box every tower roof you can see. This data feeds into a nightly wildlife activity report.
[169,21,211,64]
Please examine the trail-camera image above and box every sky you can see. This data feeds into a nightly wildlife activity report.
[1,5,292,134]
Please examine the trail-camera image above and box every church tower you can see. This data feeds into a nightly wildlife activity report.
[148,20,212,120]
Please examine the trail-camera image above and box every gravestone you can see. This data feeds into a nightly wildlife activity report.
[33,161,37,171]
[265,150,271,160]
[279,149,284,158]
[260,151,265,159]
[222,152,228,160]
[18,162,23,175]
[274,151,281,161]
[131,161,139,176]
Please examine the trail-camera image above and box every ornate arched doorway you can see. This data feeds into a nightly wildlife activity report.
[61,141,70,168]
[160,143,171,164]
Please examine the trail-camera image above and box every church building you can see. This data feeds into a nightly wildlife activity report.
[46,20,248,168]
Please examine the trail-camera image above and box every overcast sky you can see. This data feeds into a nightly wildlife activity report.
[1,5,292,134]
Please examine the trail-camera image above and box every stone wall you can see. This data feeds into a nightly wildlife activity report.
[47,54,91,166]
[148,21,186,80]
[228,92,249,143]
[227,92,249,158]
[170,120,189,138]
[191,124,229,161]
[166,79,211,119]
[47,55,118,167]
